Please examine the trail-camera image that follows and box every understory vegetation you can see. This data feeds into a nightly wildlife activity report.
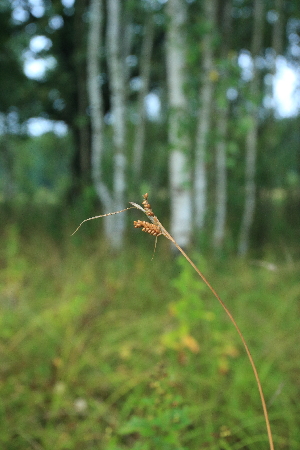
[0,217,299,450]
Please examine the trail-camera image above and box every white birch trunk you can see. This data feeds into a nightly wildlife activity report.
[87,0,127,249]
[123,18,134,87]
[194,0,217,231]
[87,0,109,205]
[166,0,192,249]
[107,0,127,249]
[213,108,228,250]
[238,0,265,256]
[238,119,258,256]
[87,0,117,245]
[213,0,232,252]
[133,15,154,179]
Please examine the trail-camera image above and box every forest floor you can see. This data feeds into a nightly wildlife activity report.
[0,223,299,450]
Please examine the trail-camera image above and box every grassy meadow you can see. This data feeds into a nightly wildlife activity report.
[0,215,300,449]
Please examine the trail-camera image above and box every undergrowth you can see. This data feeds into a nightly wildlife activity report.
[0,223,299,449]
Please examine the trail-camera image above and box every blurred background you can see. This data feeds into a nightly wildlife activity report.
[1,0,300,449]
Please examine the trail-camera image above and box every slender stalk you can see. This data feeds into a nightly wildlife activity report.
[73,193,275,450]
[132,195,274,450]
[172,243,274,450]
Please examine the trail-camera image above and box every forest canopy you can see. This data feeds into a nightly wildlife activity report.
[1,0,300,255]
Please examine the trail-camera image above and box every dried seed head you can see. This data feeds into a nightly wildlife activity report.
[142,201,151,209]
[141,195,156,219]
[133,220,162,237]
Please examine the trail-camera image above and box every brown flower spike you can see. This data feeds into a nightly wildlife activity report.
[133,193,161,237]
[72,193,274,450]
[133,220,161,237]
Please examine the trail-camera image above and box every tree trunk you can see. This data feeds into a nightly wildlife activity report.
[213,107,228,251]
[132,14,154,182]
[106,0,127,249]
[213,0,232,252]
[194,0,217,231]
[238,0,265,256]
[87,0,127,249]
[166,0,192,249]
[122,12,134,88]
[87,0,110,207]
[74,0,90,185]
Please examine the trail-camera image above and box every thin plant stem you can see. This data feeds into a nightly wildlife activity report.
[173,242,274,450]
[72,193,275,450]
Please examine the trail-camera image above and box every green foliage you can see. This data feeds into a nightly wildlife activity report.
[1,221,300,449]
[0,132,74,202]
[119,364,191,449]
[162,256,210,352]
[1,0,300,254]
[226,141,240,168]
[0,0,36,117]
[162,256,239,374]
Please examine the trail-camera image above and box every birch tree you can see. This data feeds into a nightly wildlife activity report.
[194,0,217,231]
[238,0,265,256]
[213,0,233,252]
[87,0,127,249]
[166,0,192,249]
[74,0,90,184]
[87,0,109,209]
[132,14,154,182]
[106,0,127,249]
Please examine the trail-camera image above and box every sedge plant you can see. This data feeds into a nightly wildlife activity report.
[72,193,275,450]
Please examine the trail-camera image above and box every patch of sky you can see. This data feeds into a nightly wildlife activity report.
[27,118,68,137]
[49,15,64,30]
[29,35,52,52]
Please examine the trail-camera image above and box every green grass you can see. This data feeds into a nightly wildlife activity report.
[0,224,299,449]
